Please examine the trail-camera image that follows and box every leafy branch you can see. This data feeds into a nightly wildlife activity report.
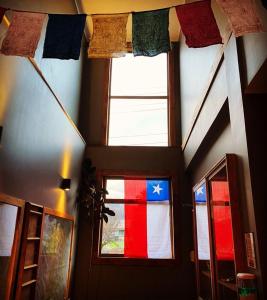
[77,158,115,222]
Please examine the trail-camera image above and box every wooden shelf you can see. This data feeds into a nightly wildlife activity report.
[21,279,37,287]
[29,210,42,216]
[218,279,237,291]
[24,264,38,270]
[201,270,211,278]
[27,237,40,241]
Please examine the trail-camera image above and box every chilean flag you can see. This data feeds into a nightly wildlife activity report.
[110,179,172,259]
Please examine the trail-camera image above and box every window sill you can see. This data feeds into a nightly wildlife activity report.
[92,256,179,266]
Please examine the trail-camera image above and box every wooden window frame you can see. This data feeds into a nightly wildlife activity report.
[192,154,246,300]
[102,46,178,147]
[92,170,179,266]
[0,193,25,300]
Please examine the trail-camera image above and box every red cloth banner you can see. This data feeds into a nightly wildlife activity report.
[0,7,6,23]
[176,0,222,48]
[124,180,147,258]
[216,0,264,37]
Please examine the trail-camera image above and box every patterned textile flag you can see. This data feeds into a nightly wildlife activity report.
[0,12,45,57]
[43,14,86,60]
[176,0,222,48]
[132,9,171,57]
[88,14,129,58]
[216,0,264,37]
[105,179,172,258]
[194,184,210,260]
[0,7,7,24]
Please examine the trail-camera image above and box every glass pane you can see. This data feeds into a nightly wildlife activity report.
[110,53,167,96]
[101,204,125,255]
[209,166,236,294]
[194,184,212,300]
[0,203,18,300]
[106,179,124,199]
[195,184,210,260]
[108,98,168,146]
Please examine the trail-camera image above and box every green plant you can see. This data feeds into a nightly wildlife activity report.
[77,158,115,222]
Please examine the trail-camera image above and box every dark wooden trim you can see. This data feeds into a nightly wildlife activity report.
[101,59,112,146]
[43,207,74,221]
[92,257,178,266]
[168,43,179,147]
[0,194,25,300]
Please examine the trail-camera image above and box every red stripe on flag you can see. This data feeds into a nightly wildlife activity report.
[211,181,234,260]
[124,204,147,258]
[124,180,147,258]
[124,179,147,202]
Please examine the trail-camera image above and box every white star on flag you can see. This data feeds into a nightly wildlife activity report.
[196,186,204,195]
[153,184,163,195]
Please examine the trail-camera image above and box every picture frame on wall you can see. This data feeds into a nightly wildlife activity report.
[35,207,74,300]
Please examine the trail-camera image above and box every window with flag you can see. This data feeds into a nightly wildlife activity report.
[101,177,173,259]
[107,53,169,146]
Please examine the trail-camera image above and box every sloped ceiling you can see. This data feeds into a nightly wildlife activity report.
[76,0,185,41]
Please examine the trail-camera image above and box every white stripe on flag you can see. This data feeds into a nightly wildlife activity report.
[196,204,210,260]
[147,202,172,258]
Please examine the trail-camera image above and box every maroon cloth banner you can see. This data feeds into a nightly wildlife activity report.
[0,7,7,23]
[176,0,222,48]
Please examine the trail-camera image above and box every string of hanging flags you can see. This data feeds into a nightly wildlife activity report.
[0,0,265,60]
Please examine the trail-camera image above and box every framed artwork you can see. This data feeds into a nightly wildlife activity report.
[35,208,74,300]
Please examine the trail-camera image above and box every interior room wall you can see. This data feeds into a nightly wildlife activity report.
[0,0,85,214]
[74,43,196,298]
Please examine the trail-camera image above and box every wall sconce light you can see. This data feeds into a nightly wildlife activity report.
[60,178,71,191]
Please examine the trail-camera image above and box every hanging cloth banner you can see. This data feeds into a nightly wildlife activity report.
[132,8,171,57]
[216,0,264,37]
[176,0,222,48]
[88,14,129,58]
[43,14,86,60]
[0,7,7,24]
[0,12,45,57]
[262,0,267,9]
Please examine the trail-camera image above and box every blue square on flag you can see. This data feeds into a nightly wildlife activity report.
[195,183,207,203]
[146,180,169,201]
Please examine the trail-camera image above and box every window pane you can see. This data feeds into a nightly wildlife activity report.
[194,184,210,260]
[102,178,173,259]
[108,99,168,146]
[106,179,124,199]
[110,54,167,96]
[101,204,125,255]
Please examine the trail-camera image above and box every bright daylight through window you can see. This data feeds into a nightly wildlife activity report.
[101,178,173,259]
[108,53,168,146]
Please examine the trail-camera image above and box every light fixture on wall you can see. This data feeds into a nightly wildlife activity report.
[60,178,71,191]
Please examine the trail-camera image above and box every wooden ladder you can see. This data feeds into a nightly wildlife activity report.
[15,202,44,300]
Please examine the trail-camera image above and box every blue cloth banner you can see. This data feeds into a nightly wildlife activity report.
[43,14,86,60]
